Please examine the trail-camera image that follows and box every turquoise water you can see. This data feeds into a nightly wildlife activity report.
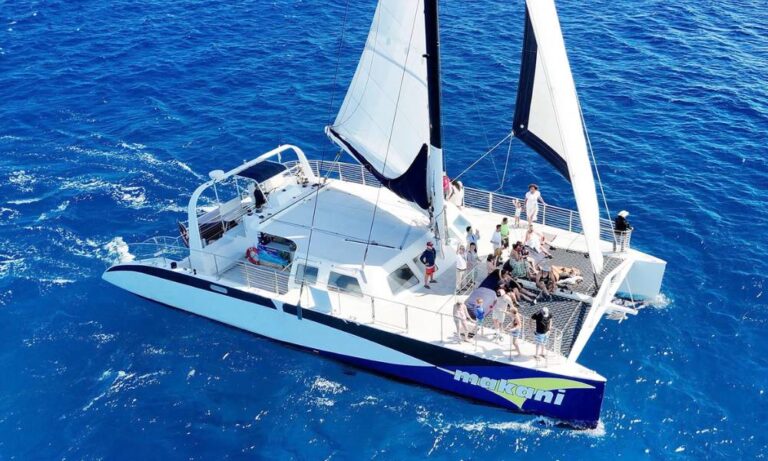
[1,0,766,459]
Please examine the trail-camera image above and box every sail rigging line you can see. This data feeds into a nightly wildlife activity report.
[469,86,502,184]
[451,131,513,182]
[577,97,616,245]
[494,129,514,192]
[361,2,422,270]
[299,0,351,300]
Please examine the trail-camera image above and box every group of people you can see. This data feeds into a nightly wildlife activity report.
[453,291,553,359]
[448,184,559,358]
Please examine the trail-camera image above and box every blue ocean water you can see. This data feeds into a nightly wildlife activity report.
[1,0,767,458]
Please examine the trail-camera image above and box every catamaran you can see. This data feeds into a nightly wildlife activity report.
[103,0,665,428]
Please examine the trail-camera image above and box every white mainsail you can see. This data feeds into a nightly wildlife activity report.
[513,0,604,274]
[327,0,436,211]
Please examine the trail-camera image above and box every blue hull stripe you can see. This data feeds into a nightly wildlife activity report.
[108,264,604,426]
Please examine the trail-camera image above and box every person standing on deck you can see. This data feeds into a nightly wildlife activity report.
[490,224,503,260]
[466,242,480,287]
[513,198,522,228]
[532,306,553,359]
[614,210,633,252]
[455,245,468,291]
[465,297,484,322]
[453,302,473,342]
[525,184,545,223]
[448,180,464,208]
[420,241,438,289]
[466,226,479,248]
[509,305,523,357]
[492,289,514,343]
[500,217,511,248]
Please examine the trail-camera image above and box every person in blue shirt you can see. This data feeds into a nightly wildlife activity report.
[420,241,438,289]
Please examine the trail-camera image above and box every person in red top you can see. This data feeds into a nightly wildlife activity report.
[420,241,438,289]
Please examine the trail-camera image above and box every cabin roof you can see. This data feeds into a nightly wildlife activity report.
[256,181,431,270]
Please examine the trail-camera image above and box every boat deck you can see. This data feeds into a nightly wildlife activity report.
[200,182,624,379]
[129,160,644,380]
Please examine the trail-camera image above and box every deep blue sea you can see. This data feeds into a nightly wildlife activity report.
[1,0,767,459]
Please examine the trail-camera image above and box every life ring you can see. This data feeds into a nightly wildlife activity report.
[245,246,260,265]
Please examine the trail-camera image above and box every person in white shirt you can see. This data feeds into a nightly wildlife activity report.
[448,180,464,208]
[524,184,545,223]
[513,198,522,228]
[453,302,474,342]
[492,289,514,342]
[455,245,468,291]
[490,224,502,259]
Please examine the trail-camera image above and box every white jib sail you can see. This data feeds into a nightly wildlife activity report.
[329,0,430,185]
[522,0,604,274]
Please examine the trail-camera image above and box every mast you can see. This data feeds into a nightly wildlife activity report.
[424,0,446,244]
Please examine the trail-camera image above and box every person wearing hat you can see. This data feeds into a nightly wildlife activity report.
[420,241,438,288]
[524,184,546,223]
[531,306,553,359]
[614,210,634,252]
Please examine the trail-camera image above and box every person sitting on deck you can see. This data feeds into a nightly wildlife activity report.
[525,225,552,257]
[420,241,438,289]
[506,242,533,279]
[525,226,552,273]
[485,254,497,275]
[614,210,633,252]
[453,302,474,342]
[535,257,556,301]
[500,271,536,304]
[532,306,553,359]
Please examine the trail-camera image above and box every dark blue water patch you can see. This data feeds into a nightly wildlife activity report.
[1,0,767,459]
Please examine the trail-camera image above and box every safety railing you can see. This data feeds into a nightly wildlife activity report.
[303,282,566,360]
[121,239,292,295]
[122,237,565,360]
[238,261,291,295]
[286,160,631,251]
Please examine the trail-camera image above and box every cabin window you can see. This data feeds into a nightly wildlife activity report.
[387,265,419,293]
[452,214,472,238]
[295,263,318,285]
[328,272,362,297]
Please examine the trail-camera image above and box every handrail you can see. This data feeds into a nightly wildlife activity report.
[288,160,632,251]
[123,238,567,359]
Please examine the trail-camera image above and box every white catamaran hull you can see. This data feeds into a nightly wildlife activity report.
[104,263,606,428]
